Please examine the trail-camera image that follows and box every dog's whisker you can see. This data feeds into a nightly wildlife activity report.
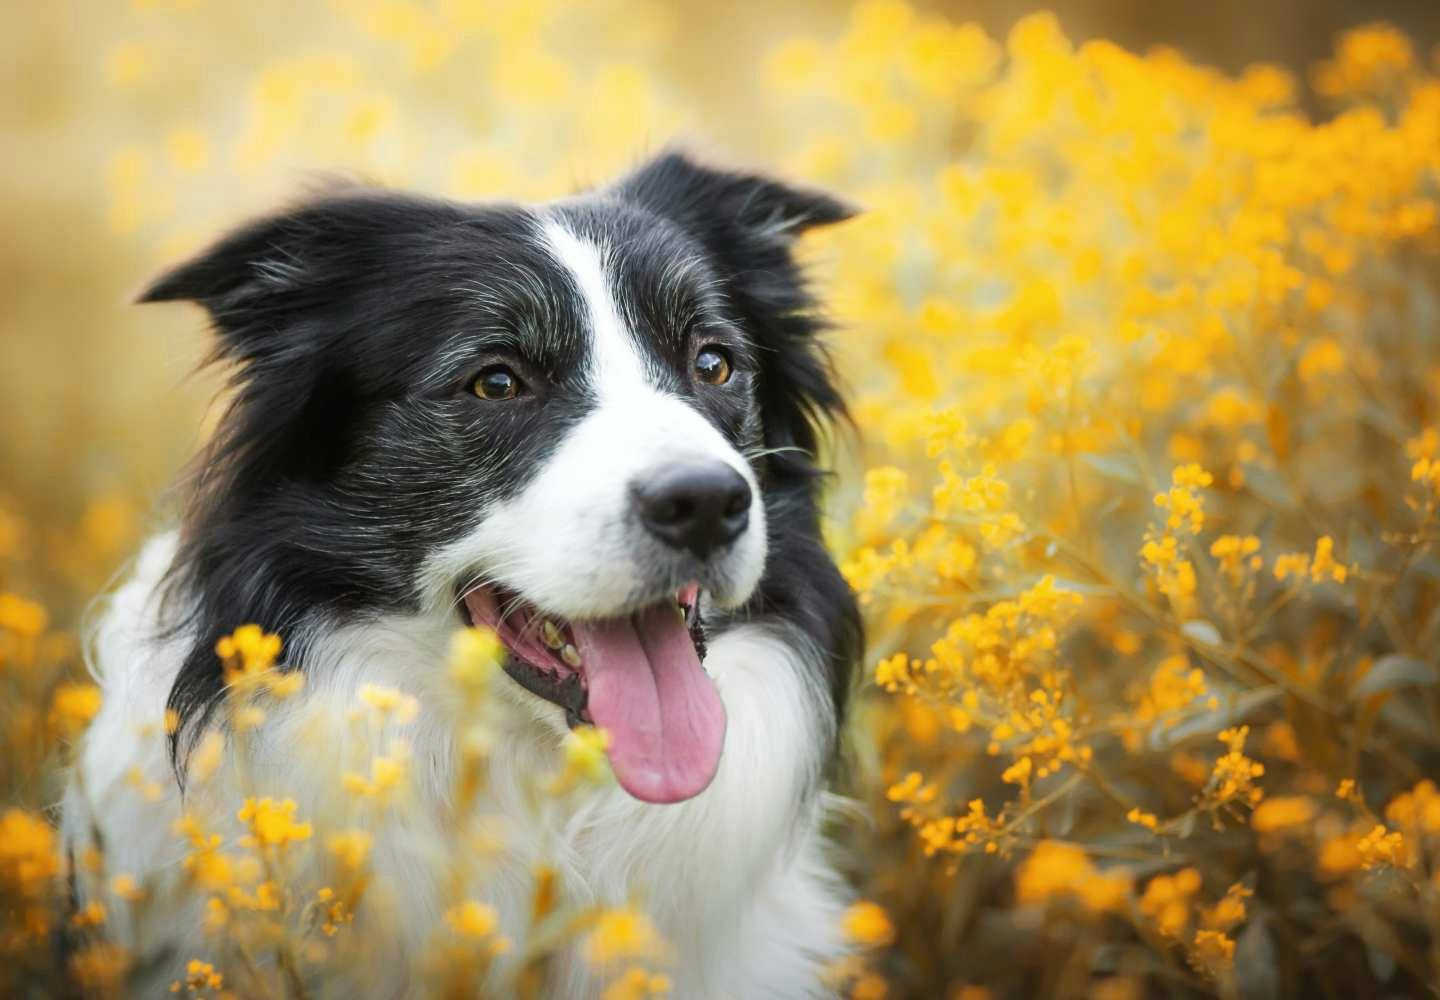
[742,444,810,460]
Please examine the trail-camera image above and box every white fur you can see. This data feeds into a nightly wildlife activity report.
[63,534,848,997]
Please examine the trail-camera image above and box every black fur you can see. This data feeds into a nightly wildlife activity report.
[616,153,861,727]
[144,152,860,776]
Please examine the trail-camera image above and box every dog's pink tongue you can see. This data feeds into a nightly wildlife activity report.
[572,604,726,804]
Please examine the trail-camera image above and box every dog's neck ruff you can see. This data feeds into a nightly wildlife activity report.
[63,532,849,997]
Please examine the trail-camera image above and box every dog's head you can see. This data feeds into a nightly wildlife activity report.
[148,152,853,803]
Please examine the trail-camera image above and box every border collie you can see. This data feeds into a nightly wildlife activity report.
[62,151,861,997]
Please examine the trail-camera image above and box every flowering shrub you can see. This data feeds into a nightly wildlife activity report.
[4,2,1440,997]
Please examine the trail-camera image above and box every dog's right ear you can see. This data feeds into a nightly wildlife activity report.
[136,211,315,309]
[137,194,371,364]
[138,188,455,363]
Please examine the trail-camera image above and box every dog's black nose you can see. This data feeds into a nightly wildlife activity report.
[633,462,752,558]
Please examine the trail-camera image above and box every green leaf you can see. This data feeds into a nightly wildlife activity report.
[1240,463,1298,511]
[1180,619,1223,647]
[1156,687,1283,748]
[1235,917,1280,1000]
[1080,453,1144,486]
[1351,655,1439,699]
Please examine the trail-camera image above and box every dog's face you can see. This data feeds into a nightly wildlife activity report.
[148,153,851,803]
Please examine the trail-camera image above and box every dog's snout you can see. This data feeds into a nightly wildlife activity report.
[632,462,752,558]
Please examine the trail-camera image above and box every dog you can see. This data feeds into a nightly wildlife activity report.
[61,151,861,997]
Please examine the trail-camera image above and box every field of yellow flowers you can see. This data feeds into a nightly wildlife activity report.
[4,1,1440,997]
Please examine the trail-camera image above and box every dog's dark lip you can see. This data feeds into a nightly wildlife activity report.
[507,654,590,727]
[456,586,592,727]
[456,583,708,730]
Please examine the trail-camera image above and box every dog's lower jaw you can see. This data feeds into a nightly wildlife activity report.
[62,533,850,998]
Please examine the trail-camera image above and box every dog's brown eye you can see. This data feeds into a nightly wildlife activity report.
[695,347,732,386]
[472,365,521,400]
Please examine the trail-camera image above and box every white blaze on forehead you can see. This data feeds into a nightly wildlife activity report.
[539,216,653,399]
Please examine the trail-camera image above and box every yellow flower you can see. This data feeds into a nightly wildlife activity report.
[1309,536,1347,583]
[326,830,374,872]
[602,967,674,1000]
[841,900,896,947]
[236,797,313,850]
[549,725,614,794]
[1016,841,1130,913]
[343,739,412,802]
[449,626,504,691]
[69,943,131,992]
[0,593,48,637]
[1251,796,1316,834]
[104,40,153,88]
[215,625,300,698]
[357,683,420,723]
[173,813,221,852]
[874,652,914,693]
[1191,928,1236,971]
[1296,338,1345,384]
[1001,754,1033,789]
[225,880,281,912]
[886,771,937,806]
[1384,779,1440,835]
[1134,654,1210,723]
[169,958,223,993]
[124,765,163,802]
[1273,537,1347,584]
[164,127,210,174]
[444,899,509,950]
[202,898,229,933]
[1153,465,1212,534]
[1312,23,1414,97]
[110,873,145,903]
[765,37,825,91]
[1141,531,1197,609]
[1126,807,1159,831]
[49,682,102,735]
[0,809,62,895]
[1172,464,1214,490]
[67,899,103,929]
[856,466,910,539]
[1272,552,1311,582]
[315,885,356,935]
[585,907,665,967]
[1209,535,1261,586]
[216,624,282,675]
[1203,882,1251,934]
[1139,867,1201,937]
[1203,727,1265,811]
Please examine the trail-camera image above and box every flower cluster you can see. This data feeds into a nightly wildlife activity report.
[786,3,1440,995]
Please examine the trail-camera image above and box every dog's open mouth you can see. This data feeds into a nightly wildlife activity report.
[459,583,726,804]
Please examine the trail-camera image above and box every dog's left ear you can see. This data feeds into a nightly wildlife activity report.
[616,150,855,249]
[616,151,856,464]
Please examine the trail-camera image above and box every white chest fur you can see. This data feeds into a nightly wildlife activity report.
[63,533,849,998]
